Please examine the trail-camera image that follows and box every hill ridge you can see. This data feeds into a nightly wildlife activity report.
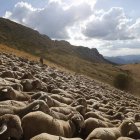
[0,17,108,64]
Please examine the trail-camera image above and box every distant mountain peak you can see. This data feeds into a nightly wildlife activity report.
[105,55,140,64]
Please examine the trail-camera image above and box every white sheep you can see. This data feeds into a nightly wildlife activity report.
[81,117,113,139]
[22,111,85,140]
[0,100,49,118]
[86,120,138,140]
[117,137,135,140]
[31,133,83,140]
[0,114,23,139]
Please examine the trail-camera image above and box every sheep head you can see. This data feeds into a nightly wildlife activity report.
[119,120,138,136]
[71,113,85,130]
[76,105,86,116]
[32,100,50,114]
[0,87,16,101]
[39,95,53,107]
[134,113,140,122]
[71,98,87,108]
[0,114,23,139]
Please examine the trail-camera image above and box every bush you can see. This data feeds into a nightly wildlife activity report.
[114,73,132,91]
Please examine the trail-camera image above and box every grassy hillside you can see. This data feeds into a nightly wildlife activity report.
[1,44,139,96]
[0,43,123,86]
[0,18,107,63]
[0,18,121,84]
[1,18,139,96]
[0,44,69,71]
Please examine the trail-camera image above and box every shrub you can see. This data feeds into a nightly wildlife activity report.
[114,73,132,91]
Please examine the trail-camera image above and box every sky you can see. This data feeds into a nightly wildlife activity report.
[1,0,140,56]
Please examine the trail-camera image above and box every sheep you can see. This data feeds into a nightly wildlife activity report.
[0,86,45,101]
[127,122,140,139]
[86,120,138,140]
[58,91,74,99]
[21,79,33,91]
[4,77,21,84]
[0,86,29,101]
[81,117,114,139]
[20,72,34,79]
[37,94,53,106]
[117,137,135,140]
[37,94,69,108]
[51,105,86,116]
[32,79,48,91]
[10,82,23,91]
[3,78,23,90]
[102,112,124,121]
[31,133,83,140]
[134,113,140,122]
[0,86,17,101]
[50,94,73,105]
[71,98,87,108]
[0,70,15,78]
[0,100,28,107]
[84,111,108,121]
[0,100,49,118]
[106,109,115,116]
[47,84,56,93]
[51,86,74,99]
[50,98,68,107]
[22,111,85,140]
[50,110,75,121]
[0,114,23,140]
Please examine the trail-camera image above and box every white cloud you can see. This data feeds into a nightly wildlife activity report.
[3,1,140,56]
[130,19,140,38]
[99,39,140,56]
[4,2,36,24]
[49,0,97,8]
[82,7,135,40]
[4,1,92,39]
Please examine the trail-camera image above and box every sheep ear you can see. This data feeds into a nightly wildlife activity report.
[73,115,81,121]
[0,124,7,134]
[68,113,73,119]
[77,116,81,121]
[45,98,48,103]
[128,122,132,126]
[2,88,7,92]
[32,104,40,111]
[74,102,78,106]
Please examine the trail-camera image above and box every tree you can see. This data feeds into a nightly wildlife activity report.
[114,73,132,91]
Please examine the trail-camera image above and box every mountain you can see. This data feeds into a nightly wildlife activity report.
[105,55,140,64]
[0,17,108,64]
[2,17,138,95]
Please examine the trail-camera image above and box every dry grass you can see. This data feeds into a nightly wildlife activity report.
[0,44,72,73]
[0,44,121,85]
[1,43,139,96]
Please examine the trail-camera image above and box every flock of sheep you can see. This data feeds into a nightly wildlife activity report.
[0,52,140,140]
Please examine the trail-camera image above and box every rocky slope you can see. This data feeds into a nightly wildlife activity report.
[0,52,140,139]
